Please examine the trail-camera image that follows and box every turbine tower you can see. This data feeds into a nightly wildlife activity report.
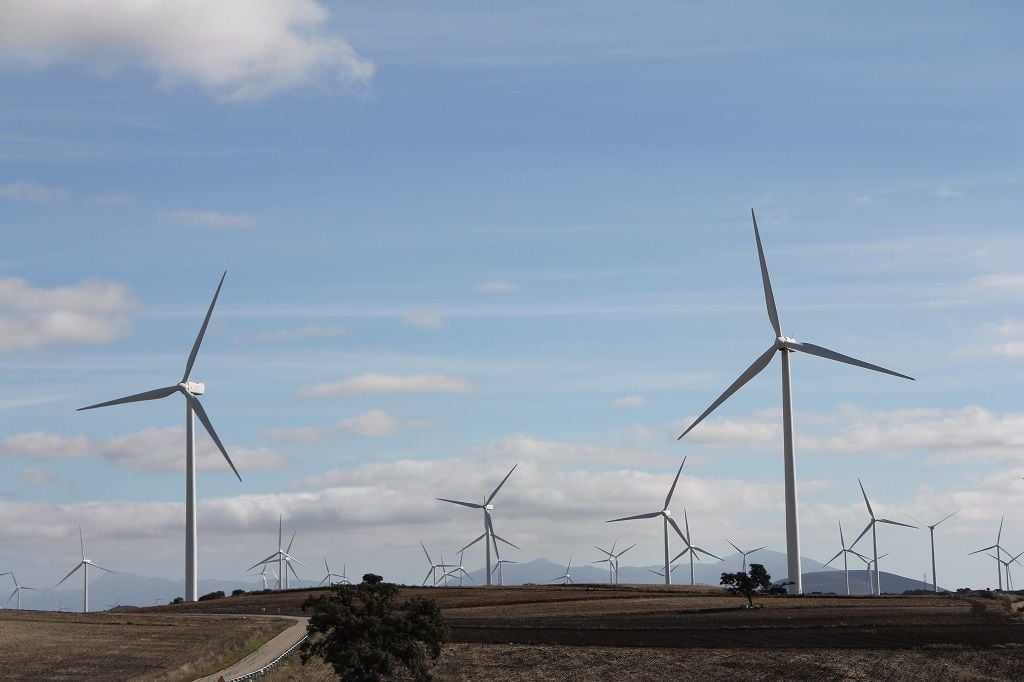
[726,539,768,574]
[851,479,915,595]
[823,521,867,596]
[5,573,34,610]
[78,272,240,602]
[670,509,721,585]
[491,559,517,586]
[676,211,914,594]
[248,517,308,589]
[54,526,114,612]
[607,458,689,585]
[902,509,959,593]
[438,464,519,586]
[968,516,1012,590]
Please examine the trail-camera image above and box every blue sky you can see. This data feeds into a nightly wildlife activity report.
[1,1,1023,595]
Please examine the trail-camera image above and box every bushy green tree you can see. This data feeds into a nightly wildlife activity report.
[301,573,448,681]
[720,563,776,607]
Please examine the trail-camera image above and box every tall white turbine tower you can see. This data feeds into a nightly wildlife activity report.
[676,211,914,594]
[851,479,915,595]
[54,526,114,612]
[78,272,240,602]
[902,509,959,593]
[438,464,519,586]
[608,458,689,585]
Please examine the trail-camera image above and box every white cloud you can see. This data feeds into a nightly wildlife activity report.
[405,313,443,329]
[262,426,324,444]
[613,395,647,408]
[0,180,69,202]
[161,209,256,229]
[296,372,475,398]
[478,280,520,294]
[0,427,289,473]
[0,0,374,102]
[971,272,1024,294]
[0,277,135,352]
[236,324,345,343]
[338,410,402,437]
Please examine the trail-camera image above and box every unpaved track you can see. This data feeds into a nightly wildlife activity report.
[193,616,307,682]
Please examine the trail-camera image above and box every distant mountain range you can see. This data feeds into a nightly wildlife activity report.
[3,549,938,610]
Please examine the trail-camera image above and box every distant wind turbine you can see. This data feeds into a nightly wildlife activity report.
[419,542,453,587]
[985,550,1024,590]
[968,516,1013,590]
[439,464,520,586]
[550,558,574,585]
[594,540,636,585]
[648,565,679,580]
[491,559,517,586]
[5,573,34,610]
[901,509,959,593]
[850,479,915,595]
[54,526,114,612]
[78,272,240,602]
[823,521,868,596]
[670,509,721,586]
[444,549,473,587]
[608,458,689,585]
[248,517,309,589]
[319,557,346,587]
[676,211,914,594]
[726,539,767,574]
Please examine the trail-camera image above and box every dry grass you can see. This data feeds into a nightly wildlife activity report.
[0,610,289,682]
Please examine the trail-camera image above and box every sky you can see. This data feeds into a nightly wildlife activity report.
[1,1,1023,598]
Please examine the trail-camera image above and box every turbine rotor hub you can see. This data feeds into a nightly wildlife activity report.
[180,381,205,395]
[484,504,494,511]
[663,509,672,517]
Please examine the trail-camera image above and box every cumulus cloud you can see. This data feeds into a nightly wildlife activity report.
[0,427,288,472]
[613,395,647,408]
[0,277,135,352]
[478,280,520,294]
[0,180,69,202]
[405,313,443,329]
[338,410,401,437]
[235,324,345,343]
[296,372,475,398]
[161,209,256,229]
[0,0,374,102]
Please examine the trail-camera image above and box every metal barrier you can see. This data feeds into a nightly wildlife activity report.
[223,633,309,681]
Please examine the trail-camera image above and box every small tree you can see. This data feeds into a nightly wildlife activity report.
[720,563,774,608]
[301,573,448,681]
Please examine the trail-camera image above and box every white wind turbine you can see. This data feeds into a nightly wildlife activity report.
[550,557,574,585]
[491,559,517,586]
[676,211,914,594]
[419,541,453,587]
[248,517,309,589]
[851,479,915,595]
[319,557,346,587]
[6,572,34,610]
[439,464,520,586]
[444,549,473,587]
[78,272,240,603]
[968,516,1013,590]
[594,540,631,584]
[823,521,868,596]
[608,458,689,585]
[54,526,114,612]
[901,509,959,593]
[726,539,768,574]
[648,565,679,580]
[670,509,721,586]
[985,550,1024,590]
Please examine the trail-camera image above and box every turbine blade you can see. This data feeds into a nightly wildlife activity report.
[850,521,873,549]
[998,515,1004,544]
[285,554,310,570]
[458,534,486,554]
[55,563,82,587]
[78,385,179,411]
[857,479,874,518]
[618,543,637,557]
[726,539,742,555]
[486,463,518,505]
[750,546,767,554]
[79,525,85,560]
[669,548,690,563]
[839,520,846,547]
[876,518,916,529]
[667,516,689,545]
[248,552,280,571]
[91,563,114,574]
[692,546,722,561]
[788,341,914,381]
[187,395,242,482]
[492,532,520,550]
[900,511,926,527]
[286,530,296,554]
[751,209,782,337]
[968,544,999,556]
[436,498,484,509]
[677,346,776,440]
[420,541,433,565]
[607,511,662,523]
[664,457,687,509]
[182,271,226,382]
[824,550,843,567]
[934,509,961,527]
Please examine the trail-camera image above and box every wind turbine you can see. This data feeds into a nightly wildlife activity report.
[676,211,914,594]
[610,543,637,585]
[78,272,240,603]
[258,565,271,591]
[6,573,34,610]
[54,526,114,612]
[901,509,959,593]
[726,539,768,574]
[985,550,1024,590]
[319,557,345,587]
[439,464,520,586]
[444,549,473,587]
[491,559,517,586]
[823,521,868,596]
[248,517,308,589]
[550,557,574,585]
[608,458,689,585]
[593,540,619,584]
[670,509,722,586]
[968,516,1012,590]
[419,542,453,587]
[851,479,915,595]
[854,552,888,595]
[648,565,679,580]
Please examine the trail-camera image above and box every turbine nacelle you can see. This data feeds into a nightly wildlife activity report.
[484,504,494,511]
[775,336,797,349]
[179,381,205,395]
[663,509,672,517]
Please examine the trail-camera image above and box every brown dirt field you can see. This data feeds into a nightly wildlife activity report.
[0,610,290,681]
